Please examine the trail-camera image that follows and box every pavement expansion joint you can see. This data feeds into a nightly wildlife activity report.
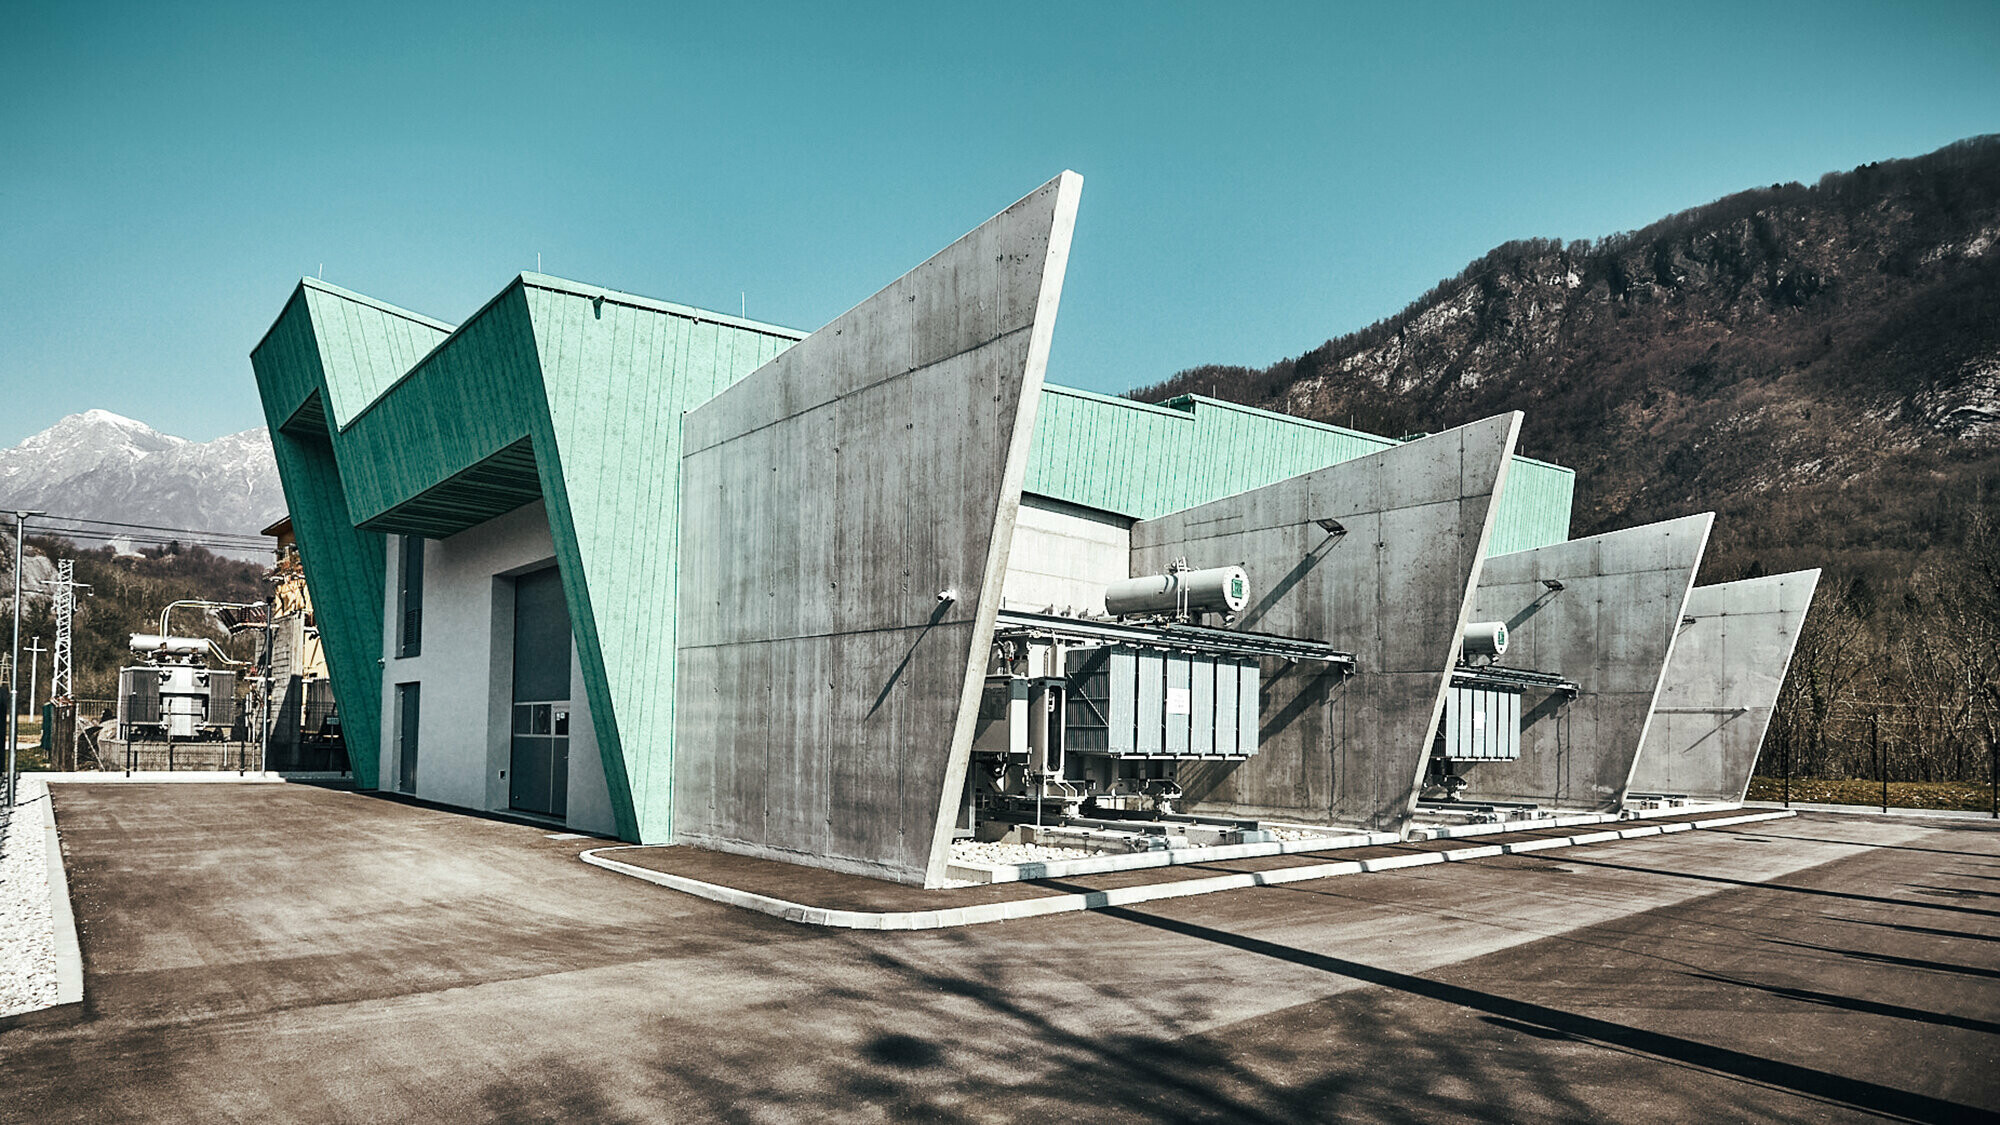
[580,810,1798,930]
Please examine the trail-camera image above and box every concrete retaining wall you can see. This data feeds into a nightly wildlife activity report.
[1130,413,1522,832]
[674,173,1082,886]
[1464,513,1713,811]
[96,740,262,772]
[1628,569,1820,803]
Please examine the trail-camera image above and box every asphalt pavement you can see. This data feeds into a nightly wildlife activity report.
[5,782,1997,1123]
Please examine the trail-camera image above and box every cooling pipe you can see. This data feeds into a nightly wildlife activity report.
[130,634,210,656]
[1104,566,1250,618]
[129,633,244,667]
[1462,621,1509,658]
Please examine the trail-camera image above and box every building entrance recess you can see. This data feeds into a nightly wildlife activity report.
[509,567,570,818]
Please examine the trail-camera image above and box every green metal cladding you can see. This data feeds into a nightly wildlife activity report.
[251,275,1573,845]
[1025,385,1573,552]
[251,276,802,841]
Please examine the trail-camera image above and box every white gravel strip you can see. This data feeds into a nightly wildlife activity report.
[950,840,1100,865]
[0,776,60,1017]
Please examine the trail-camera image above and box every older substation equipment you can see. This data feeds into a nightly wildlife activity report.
[966,561,1355,851]
[117,632,244,744]
[113,600,260,744]
[1420,621,1579,815]
[117,634,242,742]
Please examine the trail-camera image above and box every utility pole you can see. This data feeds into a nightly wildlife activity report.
[24,637,46,725]
[8,509,44,807]
[259,574,276,775]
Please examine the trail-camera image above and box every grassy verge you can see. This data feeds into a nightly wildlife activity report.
[1747,776,1998,813]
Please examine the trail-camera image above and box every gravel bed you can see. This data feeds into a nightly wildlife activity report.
[0,775,58,1017]
[951,840,1100,866]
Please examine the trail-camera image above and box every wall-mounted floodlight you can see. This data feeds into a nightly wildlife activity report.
[1315,518,1346,537]
[1540,579,1565,592]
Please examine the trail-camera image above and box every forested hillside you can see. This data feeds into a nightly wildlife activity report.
[1135,136,2000,783]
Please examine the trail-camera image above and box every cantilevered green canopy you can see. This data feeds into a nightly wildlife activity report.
[253,275,802,841]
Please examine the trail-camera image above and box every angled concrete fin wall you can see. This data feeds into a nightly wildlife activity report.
[1465,513,1714,811]
[1628,569,1820,803]
[674,172,1082,886]
[1129,413,1521,832]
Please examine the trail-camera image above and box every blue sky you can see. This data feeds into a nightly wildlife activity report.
[2,1,1996,447]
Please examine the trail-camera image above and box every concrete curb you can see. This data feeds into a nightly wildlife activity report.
[1744,800,2000,822]
[582,810,1797,930]
[35,771,292,784]
[42,787,83,1007]
[946,829,1405,884]
[1409,801,1743,841]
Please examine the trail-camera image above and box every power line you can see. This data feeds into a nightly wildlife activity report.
[21,524,271,548]
[21,513,276,542]
[30,525,268,547]
[22,528,272,553]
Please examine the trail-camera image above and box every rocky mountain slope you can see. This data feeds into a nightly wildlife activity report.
[1134,135,2000,781]
[0,411,283,558]
[1136,135,2000,585]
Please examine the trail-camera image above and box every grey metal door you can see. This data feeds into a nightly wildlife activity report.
[396,682,419,795]
[508,568,571,818]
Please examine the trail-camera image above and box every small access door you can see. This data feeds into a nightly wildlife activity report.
[395,683,420,795]
[509,567,571,818]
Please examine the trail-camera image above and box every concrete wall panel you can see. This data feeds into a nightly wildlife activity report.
[1132,413,1522,832]
[675,173,1082,885]
[1001,497,1133,615]
[1628,569,1819,803]
[1464,513,1714,811]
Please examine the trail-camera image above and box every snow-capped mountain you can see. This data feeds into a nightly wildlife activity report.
[0,411,283,559]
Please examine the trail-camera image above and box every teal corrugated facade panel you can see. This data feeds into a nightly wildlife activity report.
[1486,455,1574,554]
[1023,386,1572,551]
[305,286,454,429]
[524,283,797,844]
[249,284,452,790]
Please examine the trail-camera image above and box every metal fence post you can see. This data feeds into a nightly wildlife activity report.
[1874,711,1885,814]
[6,510,30,806]
[1783,730,1792,808]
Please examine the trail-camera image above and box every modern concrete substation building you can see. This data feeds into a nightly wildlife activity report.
[251,173,1817,887]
